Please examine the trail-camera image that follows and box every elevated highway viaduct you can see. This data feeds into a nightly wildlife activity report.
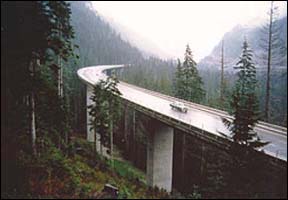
[78,65,287,193]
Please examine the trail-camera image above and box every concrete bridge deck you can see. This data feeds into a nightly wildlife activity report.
[77,65,287,161]
[78,64,287,192]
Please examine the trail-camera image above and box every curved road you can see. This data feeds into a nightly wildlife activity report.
[77,65,287,161]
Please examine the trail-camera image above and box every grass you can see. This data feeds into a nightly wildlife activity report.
[4,134,203,199]
[11,137,169,199]
[109,158,146,184]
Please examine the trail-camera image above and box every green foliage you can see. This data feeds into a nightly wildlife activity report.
[88,75,122,151]
[62,0,177,138]
[223,40,269,149]
[108,159,146,183]
[118,185,132,199]
[106,73,123,128]
[2,1,76,153]
[260,2,286,121]
[169,188,202,199]
[17,135,171,198]
[119,60,175,97]
[221,40,272,197]
[174,58,186,98]
[88,80,109,151]
[174,45,206,103]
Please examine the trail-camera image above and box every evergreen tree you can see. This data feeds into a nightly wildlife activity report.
[174,58,185,98]
[2,1,75,154]
[106,72,122,167]
[88,80,108,155]
[223,39,270,195]
[174,45,205,103]
[224,40,268,149]
[88,72,122,160]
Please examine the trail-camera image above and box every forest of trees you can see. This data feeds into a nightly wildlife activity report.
[118,10,287,127]
[1,1,187,198]
[2,1,287,199]
[2,0,76,154]
[65,1,176,134]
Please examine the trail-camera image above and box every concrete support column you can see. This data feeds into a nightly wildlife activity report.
[87,85,93,142]
[147,120,174,192]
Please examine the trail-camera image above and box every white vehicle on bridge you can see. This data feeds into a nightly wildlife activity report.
[170,101,188,113]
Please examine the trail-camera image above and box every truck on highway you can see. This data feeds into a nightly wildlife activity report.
[170,101,188,113]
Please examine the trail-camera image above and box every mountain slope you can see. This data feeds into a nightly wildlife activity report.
[198,16,287,126]
[70,1,144,66]
[65,1,175,133]
[199,16,287,71]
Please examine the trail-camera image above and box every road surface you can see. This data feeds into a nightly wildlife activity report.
[77,65,287,161]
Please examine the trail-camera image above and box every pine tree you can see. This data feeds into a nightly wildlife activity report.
[174,58,185,98]
[223,39,270,195]
[3,1,75,155]
[88,72,122,160]
[88,80,109,155]
[175,44,205,103]
[106,72,122,167]
[224,39,268,149]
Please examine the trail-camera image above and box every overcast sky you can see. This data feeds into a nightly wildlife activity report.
[92,1,287,61]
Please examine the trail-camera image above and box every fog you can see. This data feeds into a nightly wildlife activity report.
[92,1,287,61]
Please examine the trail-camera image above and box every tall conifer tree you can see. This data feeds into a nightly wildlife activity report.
[174,45,205,103]
[224,40,268,148]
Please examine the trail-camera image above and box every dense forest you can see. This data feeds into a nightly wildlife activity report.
[66,1,176,134]
[118,15,287,127]
[1,1,181,198]
[2,1,287,199]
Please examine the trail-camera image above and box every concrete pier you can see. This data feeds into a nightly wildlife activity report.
[147,121,174,192]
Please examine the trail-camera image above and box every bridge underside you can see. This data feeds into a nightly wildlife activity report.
[86,85,174,192]
[86,84,286,196]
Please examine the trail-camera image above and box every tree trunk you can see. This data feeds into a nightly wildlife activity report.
[94,129,97,156]
[220,40,225,107]
[57,22,63,98]
[57,22,66,146]
[30,91,37,156]
[110,120,114,168]
[100,129,103,156]
[265,1,273,122]
[29,58,37,156]
[58,56,63,98]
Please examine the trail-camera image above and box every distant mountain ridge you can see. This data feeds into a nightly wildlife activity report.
[198,16,287,71]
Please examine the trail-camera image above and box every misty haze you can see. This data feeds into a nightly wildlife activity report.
[2,1,287,199]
